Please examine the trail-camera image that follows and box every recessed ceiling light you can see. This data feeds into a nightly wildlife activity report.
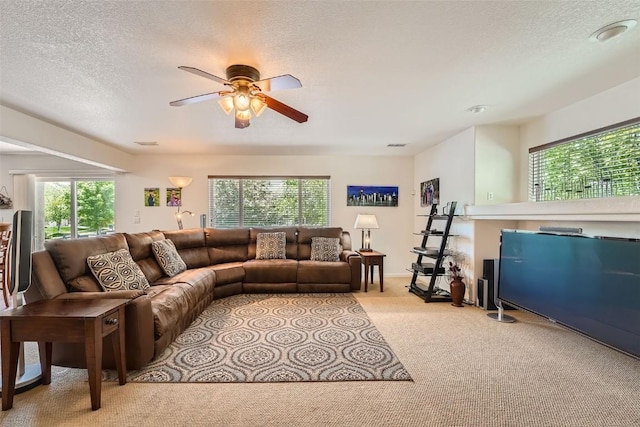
[133,141,159,146]
[590,19,637,42]
[467,105,487,114]
[387,144,406,147]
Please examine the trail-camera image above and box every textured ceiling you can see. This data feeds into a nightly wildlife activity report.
[1,1,639,156]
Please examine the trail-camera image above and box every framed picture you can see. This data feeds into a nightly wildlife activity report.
[166,187,182,207]
[144,188,160,207]
[420,178,440,207]
[347,185,398,207]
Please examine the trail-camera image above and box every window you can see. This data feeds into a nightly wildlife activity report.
[208,176,330,228]
[529,118,640,201]
[35,179,115,249]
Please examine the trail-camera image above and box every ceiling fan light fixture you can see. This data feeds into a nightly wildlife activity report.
[218,96,234,115]
[171,64,308,128]
[233,86,251,111]
[250,96,267,117]
[235,109,251,129]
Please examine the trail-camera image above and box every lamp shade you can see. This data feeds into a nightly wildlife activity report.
[168,176,193,188]
[354,214,379,229]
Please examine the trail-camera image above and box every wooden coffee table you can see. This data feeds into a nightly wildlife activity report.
[0,298,128,411]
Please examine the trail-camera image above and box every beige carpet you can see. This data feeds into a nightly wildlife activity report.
[1,277,639,427]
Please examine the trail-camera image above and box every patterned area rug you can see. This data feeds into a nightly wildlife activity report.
[120,293,412,383]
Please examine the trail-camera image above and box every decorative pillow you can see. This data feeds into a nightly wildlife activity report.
[256,232,287,260]
[67,275,104,293]
[87,249,150,292]
[310,237,342,262]
[151,239,187,277]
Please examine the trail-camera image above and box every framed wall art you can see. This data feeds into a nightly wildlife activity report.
[347,185,398,207]
[166,187,182,207]
[420,178,440,207]
[144,188,160,207]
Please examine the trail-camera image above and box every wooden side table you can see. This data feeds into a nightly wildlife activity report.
[357,250,386,292]
[0,298,129,411]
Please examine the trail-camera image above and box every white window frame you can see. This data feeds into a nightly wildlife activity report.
[208,176,331,228]
[529,117,640,202]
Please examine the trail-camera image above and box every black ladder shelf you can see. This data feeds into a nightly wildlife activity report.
[408,201,457,302]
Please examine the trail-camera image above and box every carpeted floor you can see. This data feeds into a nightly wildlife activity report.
[1,277,639,427]
[112,293,411,383]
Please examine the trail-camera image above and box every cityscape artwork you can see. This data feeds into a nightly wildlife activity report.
[347,185,398,207]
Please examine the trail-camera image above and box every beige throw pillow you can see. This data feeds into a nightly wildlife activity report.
[256,232,287,260]
[310,237,341,261]
[87,249,150,292]
[151,239,187,277]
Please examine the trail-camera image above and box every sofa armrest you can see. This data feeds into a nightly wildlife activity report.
[343,250,362,291]
[54,290,146,300]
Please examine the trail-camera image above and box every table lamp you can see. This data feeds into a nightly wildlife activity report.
[354,214,379,252]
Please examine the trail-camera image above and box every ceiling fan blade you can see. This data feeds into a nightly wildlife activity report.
[169,91,225,107]
[178,66,230,85]
[263,95,308,123]
[253,74,302,92]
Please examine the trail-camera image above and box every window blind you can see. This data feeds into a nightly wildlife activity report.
[529,118,640,201]
[208,176,330,228]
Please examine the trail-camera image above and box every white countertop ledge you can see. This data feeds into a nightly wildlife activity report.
[465,196,640,222]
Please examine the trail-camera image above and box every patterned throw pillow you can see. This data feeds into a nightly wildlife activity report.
[256,232,287,260]
[87,249,150,292]
[151,239,187,277]
[310,237,342,262]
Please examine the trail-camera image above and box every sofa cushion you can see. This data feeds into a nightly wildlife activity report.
[152,267,215,290]
[152,239,187,277]
[310,237,342,261]
[243,259,298,283]
[67,275,103,292]
[87,249,150,292]
[255,232,287,259]
[249,227,298,260]
[297,227,343,260]
[45,233,129,284]
[205,228,250,264]
[124,231,166,283]
[163,229,211,268]
[206,262,245,285]
[297,260,352,284]
[147,270,215,339]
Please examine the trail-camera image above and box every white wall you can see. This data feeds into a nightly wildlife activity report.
[514,77,640,237]
[413,127,476,297]
[115,154,415,275]
[518,77,640,201]
[474,125,520,205]
[0,105,135,172]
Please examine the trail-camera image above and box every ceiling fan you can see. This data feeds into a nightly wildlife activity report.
[170,64,309,129]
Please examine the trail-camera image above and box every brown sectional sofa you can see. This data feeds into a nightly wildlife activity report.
[25,226,362,370]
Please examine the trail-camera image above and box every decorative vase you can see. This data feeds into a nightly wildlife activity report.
[450,277,465,307]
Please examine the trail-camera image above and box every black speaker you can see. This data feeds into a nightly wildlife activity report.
[477,259,498,310]
[481,258,513,311]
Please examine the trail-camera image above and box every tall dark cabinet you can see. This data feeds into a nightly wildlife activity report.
[408,201,457,302]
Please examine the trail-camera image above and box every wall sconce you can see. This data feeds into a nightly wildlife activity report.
[168,176,193,229]
[354,214,379,252]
